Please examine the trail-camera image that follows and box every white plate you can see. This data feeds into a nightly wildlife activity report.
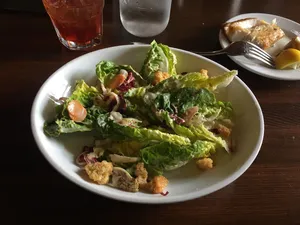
[219,13,300,80]
[31,45,264,204]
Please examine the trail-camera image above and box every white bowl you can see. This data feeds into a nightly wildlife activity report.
[31,45,264,204]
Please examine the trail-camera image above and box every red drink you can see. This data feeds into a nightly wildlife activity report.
[42,0,105,50]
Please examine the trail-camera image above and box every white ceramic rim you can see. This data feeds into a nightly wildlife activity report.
[31,45,265,204]
[219,13,300,80]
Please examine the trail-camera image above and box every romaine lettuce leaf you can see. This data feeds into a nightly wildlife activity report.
[154,88,215,115]
[158,42,177,76]
[198,101,233,120]
[44,118,93,137]
[106,140,144,157]
[96,61,118,86]
[96,113,190,146]
[150,70,238,93]
[67,80,99,107]
[154,87,233,120]
[126,86,233,124]
[140,140,216,175]
[158,111,229,152]
[95,60,146,87]
[140,40,177,84]
[54,80,100,119]
[44,106,106,137]
[124,87,147,99]
[189,125,229,152]
[124,87,159,123]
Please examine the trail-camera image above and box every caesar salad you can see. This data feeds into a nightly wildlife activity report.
[44,41,238,195]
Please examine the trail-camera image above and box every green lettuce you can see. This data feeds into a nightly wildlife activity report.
[125,87,147,98]
[150,70,238,93]
[54,80,100,119]
[43,118,93,137]
[124,87,159,123]
[154,88,214,115]
[154,87,233,119]
[189,125,229,152]
[140,40,177,84]
[197,101,233,120]
[96,113,190,146]
[67,80,99,107]
[158,111,229,152]
[95,60,146,87]
[105,140,144,157]
[95,61,117,85]
[125,86,233,124]
[159,43,177,76]
[140,140,216,175]
[44,106,106,137]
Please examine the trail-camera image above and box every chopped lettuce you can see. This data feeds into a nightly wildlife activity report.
[106,140,144,157]
[95,61,117,86]
[140,140,216,175]
[95,60,146,87]
[55,80,100,119]
[154,88,215,115]
[125,87,147,98]
[154,87,233,119]
[44,118,93,137]
[124,87,148,110]
[198,101,233,120]
[140,40,177,84]
[44,80,104,137]
[158,42,177,76]
[124,87,159,123]
[189,125,229,152]
[96,113,191,146]
[158,111,229,152]
[125,86,233,125]
[150,70,238,93]
[67,80,99,107]
[44,106,106,137]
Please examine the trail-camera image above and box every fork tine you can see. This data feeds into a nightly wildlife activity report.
[48,84,72,105]
[246,52,275,67]
[48,94,57,103]
[249,47,275,64]
[48,94,65,105]
[291,29,300,36]
[250,47,274,62]
[247,43,274,61]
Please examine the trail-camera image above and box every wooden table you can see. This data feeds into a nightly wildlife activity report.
[2,0,300,224]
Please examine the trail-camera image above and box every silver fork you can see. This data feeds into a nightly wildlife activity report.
[132,40,275,68]
[195,41,275,67]
[48,95,68,105]
[48,84,72,105]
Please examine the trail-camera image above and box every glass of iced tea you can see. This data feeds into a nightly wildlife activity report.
[42,0,105,50]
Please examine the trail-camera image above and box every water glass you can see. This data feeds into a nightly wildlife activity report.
[119,0,172,37]
[42,0,105,50]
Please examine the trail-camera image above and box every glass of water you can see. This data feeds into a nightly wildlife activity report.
[119,0,172,37]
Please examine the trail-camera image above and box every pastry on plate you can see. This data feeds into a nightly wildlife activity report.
[222,18,285,50]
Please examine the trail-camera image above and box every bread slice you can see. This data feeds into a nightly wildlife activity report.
[222,18,285,50]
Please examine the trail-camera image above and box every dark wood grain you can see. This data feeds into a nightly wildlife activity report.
[2,0,300,224]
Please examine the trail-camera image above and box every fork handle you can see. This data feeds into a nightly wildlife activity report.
[192,49,226,56]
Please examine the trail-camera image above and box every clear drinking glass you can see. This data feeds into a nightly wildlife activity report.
[119,0,172,37]
[42,0,105,50]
